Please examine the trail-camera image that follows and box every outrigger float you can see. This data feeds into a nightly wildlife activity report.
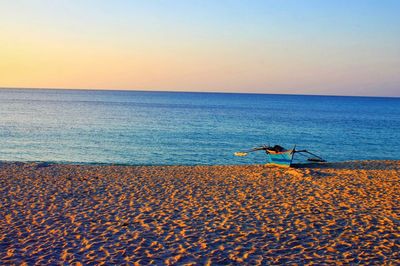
[234,145,326,167]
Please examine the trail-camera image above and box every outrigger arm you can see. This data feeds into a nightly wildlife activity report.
[294,149,326,162]
[234,145,269,156]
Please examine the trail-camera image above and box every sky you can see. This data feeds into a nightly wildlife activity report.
[0,0,399,96]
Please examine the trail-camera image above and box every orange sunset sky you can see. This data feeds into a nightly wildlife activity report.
[1,1,399,96]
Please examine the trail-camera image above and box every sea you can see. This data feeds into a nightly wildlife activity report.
[0,88,399,165]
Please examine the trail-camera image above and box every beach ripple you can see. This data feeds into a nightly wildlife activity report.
[0,161,399,264]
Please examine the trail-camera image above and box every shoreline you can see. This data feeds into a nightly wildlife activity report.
[1,159,400,168]
[1,160,399,264]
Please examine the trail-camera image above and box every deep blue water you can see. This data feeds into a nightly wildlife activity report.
[0,89,399,165]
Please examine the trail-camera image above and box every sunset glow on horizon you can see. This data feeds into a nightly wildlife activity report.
[1,0,399,96]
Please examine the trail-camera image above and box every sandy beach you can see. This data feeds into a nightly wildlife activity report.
[0,161,399,265]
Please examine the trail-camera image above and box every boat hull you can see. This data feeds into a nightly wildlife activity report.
[267,150,294,167]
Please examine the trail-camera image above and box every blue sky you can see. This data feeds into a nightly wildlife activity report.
[1,0,399,96]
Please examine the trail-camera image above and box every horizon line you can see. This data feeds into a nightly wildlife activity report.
[0,86,399,99]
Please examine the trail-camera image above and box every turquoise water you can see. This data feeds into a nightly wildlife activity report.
[0,89,399,165]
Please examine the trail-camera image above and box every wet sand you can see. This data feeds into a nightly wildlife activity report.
[0,161,399,265]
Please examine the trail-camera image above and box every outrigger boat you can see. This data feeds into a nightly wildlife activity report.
[234,144,325,167]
